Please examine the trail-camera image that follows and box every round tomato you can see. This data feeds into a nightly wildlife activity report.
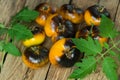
[59,4,84,24]
[23,27,45,47]
[51,20,75,42]
[44,14,75,42]
[22,45,49,69]
[49,38,84,67]
[35,2,52,14]
[35,13,47,27]
[75,26,108,46]
[84,4,110,26]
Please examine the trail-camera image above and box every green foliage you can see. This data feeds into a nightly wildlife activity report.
[109,50,116,56]
[0,8,37,57]
[3,42,21,56]
[99,15,118,38]
[72,37,102,56]
[103,43,109,49]
[70,14,120,80]
[8,23,33,41]
[0,28,8,36]
[0,23,5,28]
[102,57,118,80]
[69,57,96,79]
[13,7,39,22]
[0,41,5,51]
[0,24,8,35]
[118,54,120,61]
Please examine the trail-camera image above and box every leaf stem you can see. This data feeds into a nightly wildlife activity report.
[110,37,120,52]
[101,40,120,58]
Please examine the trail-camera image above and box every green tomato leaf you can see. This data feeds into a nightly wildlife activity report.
[103,43,109,49]
[12,7,39,22]
[0,23,5,28]
[109,50,116,56]
[99,15,118,38]
[3,42,21,56]
[8,23,33,41]
[0,28,8,36]
[0,41,5,51]
[118,54,120,61]
[0,23,8,35]
[102,57,118,80]
[69,56,96,79]
[72,37,102,56]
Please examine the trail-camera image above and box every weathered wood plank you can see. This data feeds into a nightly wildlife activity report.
[46,65,73,80]
[0,0,120,80]
[114,1,120,78]
[46,0,70,7]
[99,0,119,20]
[115,1,120,28]
[0,0,50,80]
[73,0,98,10]
[0,0,26,24]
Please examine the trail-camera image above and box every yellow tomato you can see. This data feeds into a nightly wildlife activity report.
[23,27,45,47]
[22,46,49,69]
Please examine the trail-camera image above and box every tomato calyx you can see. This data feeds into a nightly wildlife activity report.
[32,26,44,34]
[76,26,99,39]
[57,24,65,33]
[35,2,51,14]
[61,4,74,13]
[24,46,49,62]
[88,4,110,18]
[64,46,76,59]
[51,20,75,42]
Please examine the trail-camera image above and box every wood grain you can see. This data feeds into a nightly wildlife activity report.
[46,65,73,80]
[114,1,120,79]
[0,0,120,80]
[73,0,98,10]
[99,0,119,20]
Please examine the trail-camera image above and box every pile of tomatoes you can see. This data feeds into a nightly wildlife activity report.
[22,2,110,69]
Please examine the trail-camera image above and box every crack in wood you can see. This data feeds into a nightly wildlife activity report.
[113,0,120,21]
[23,68,31,80]
[44,64,51,80]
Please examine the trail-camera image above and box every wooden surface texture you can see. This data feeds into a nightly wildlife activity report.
[0,0,120,80]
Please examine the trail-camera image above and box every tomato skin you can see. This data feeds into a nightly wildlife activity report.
[84,10,101,26]
[75,26,99,38]
[44,13,58,37]
[51,20,75,42]
[22,46,49,69]
[35,2,52,14]
[35,3,58,27]
[76,26,108,46]
[23,27,45,47]
[49,38,84,67]
[44,14,75,42]
[94,36,108,46]
[35,13,47,27]
[84,5,110,26]
[59,4,84,24]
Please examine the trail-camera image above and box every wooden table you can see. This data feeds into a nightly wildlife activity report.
[0,0,120,80]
